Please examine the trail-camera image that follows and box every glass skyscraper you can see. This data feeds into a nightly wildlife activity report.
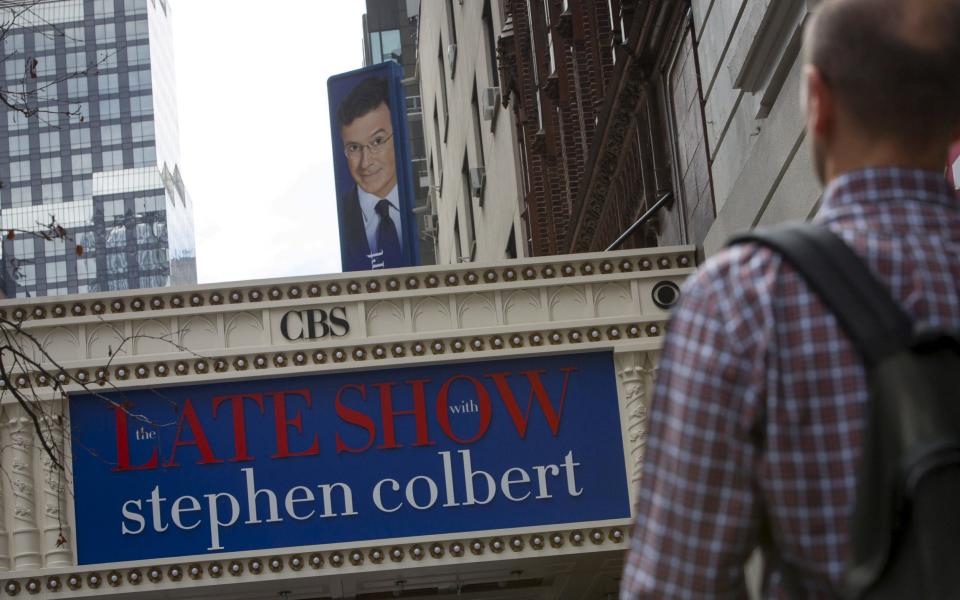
[0,0,196,298]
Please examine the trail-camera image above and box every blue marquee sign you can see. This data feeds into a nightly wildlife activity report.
[70,351,629,565]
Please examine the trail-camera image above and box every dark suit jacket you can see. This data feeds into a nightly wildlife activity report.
[339,186,409,272]
[339,186,372,272]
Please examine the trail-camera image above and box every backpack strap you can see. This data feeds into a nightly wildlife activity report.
[728,223,913,365]
[729,223,916,597]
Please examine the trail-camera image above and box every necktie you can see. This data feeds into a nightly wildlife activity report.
[375,199,402,268]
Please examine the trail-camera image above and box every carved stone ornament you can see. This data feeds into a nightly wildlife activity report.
[616,351,659,484]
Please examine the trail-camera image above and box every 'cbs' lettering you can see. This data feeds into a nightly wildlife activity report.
[280,307,350,341]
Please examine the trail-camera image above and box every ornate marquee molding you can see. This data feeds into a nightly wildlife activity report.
[0,248,692,397]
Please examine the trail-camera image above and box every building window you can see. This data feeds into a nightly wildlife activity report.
[40,157,62,179]
[3,33,24,54]
[10,161,31,183]
[99,98,121,119]
[505,225,517,259]
[37,131,58,154]
[129,68,151,91]
[95,49,118,70]
[3,57,22,82]
[41,183,63,203]
[453,214,462,262]
[446,0,458,48]
[135,193,164,213]
[35,55,58,78]
[103,198,125,220]
[67,75,88,97]
[15,264,36,287]
[139,273,168,288]
[460,158,477,260]
[98,73,120,94]
[11,186,32,208]
[370,29,402,64]
[75,230,97,253]
[77,257,97,279]
[71,102,89,124]
[126,19,149,41]
[73,178,92,200]
[8,108,28,130]
[432,105,443,183]
[126,44,150,66]
[0,58,27,81]
[108,276,130,291]
[33,31,56,53]
[606,0,626,50]
[437,39,449,140]
[133,145,156,167]
[471,83,486,171]
[46,260,67,284]
[482,0,500,89]
[95,24,116,45]
[8,135,29,155]
[124,0,148,15]
[132,120,155,141]
[71,127,91,149]
[525,0,543,131]
[13,237,35,259]
[543,0,556,75]
[39,109,59,129]
[64,27,85,48]
[101,124,122,145]
[102,150,124,170]
[72,153,93,175]
[66,52,86,73]
[94,0,115,19]
[136,222,161,245]
[130,94,153,116]
[518,130,531,197]
[38,131,60,153]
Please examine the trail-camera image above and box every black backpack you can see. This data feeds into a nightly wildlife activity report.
[730,224,960,599]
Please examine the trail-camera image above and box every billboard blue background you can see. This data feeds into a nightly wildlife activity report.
[70,351,629,565]
[328,61,420,272]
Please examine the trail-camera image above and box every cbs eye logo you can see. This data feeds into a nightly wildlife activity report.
[279,307,350,341]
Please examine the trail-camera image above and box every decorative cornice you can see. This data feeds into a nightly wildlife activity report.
[0,250,690,325]
[0,526,629,597]
[565,1,687,253]
[0,249,693,394]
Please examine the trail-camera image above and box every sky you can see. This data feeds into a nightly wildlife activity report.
[171,1,368,284]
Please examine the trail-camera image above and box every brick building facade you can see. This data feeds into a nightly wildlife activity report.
[497,0,715,257]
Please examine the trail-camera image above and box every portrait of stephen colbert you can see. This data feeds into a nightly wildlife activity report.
[335,76,405,271]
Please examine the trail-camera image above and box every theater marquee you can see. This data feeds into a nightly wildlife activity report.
[0,247,693,598]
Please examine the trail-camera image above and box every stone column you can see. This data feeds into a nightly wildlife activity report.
[615,351,658,487]
[0,407,10,572]
[8,405,41,569]
[38,407,72,567]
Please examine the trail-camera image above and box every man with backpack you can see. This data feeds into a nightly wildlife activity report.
[621,0,960,597]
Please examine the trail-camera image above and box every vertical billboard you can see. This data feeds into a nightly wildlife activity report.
[69,352,630,565]
[328,62,419,272]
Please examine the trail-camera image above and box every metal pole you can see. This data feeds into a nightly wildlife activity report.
[605,192,673,252]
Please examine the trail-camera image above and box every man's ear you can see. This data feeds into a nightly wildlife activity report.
[804,65,834,141]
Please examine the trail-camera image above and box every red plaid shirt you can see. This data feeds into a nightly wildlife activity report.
[621,168,960,598]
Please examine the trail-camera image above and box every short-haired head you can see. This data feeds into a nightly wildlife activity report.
[336,76,391,130]
[804,0,960,148]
